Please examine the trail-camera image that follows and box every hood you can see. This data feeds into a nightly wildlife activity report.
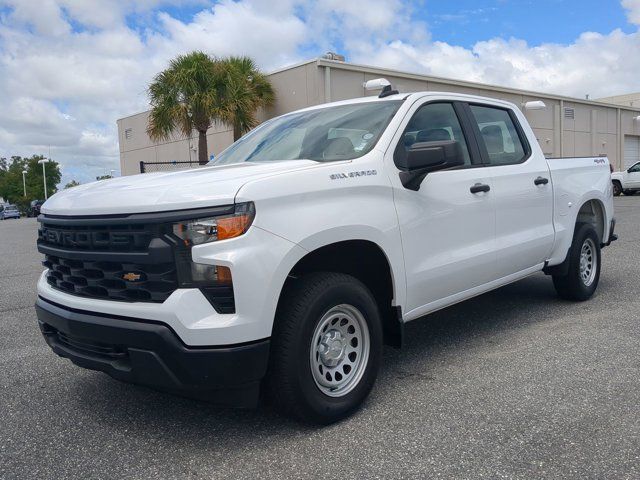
[42,160,319,216]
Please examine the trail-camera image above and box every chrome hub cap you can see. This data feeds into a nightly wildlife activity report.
[310,304,370,397]
[580,238,597,286]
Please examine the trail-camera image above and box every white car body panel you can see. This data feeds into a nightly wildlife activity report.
[41,160,321,216]
[37,92,615,346]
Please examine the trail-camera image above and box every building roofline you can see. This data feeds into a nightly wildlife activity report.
[117,57,640,122]
[316,58,640,113]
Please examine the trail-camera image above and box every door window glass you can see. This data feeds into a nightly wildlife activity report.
[395,103,471,166]
[470,105,527,165]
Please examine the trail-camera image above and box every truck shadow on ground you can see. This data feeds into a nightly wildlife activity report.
[68,272,574,439]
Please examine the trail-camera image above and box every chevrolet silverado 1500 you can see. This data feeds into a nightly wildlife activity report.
[36,84,616,423]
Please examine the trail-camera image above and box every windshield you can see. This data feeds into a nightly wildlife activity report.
[6,205,17,211]
[212,101,402,165]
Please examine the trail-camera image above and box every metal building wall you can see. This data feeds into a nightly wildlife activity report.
[118,59,640,175]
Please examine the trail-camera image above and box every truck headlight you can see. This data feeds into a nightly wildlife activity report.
[172,202,255,246]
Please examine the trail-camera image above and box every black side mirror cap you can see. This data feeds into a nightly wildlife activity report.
[396,140,465,191]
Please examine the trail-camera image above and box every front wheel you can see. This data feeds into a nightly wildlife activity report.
[267,272,383,424]
[552,223,601,301]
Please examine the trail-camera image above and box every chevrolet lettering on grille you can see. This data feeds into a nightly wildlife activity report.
[40,228,142,249]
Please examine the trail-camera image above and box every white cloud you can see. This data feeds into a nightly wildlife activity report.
[0,0,639,186]
[622,0,640,24]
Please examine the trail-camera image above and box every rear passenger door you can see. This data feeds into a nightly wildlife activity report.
[466,103,555,277]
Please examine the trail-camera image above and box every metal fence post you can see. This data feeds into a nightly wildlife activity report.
[139,161,145,173]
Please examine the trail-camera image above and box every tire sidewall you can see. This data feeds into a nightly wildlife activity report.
[569,224,601,299]
[287,278,382,422]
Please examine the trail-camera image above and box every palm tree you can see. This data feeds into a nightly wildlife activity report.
[221,56,275,141]
[147,52,275,165]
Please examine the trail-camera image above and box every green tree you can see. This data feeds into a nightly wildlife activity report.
[223,56,275,141]
[0,155,61,204]
[147,52,274,165]
[96,175,112,181]
[64,180,81,189]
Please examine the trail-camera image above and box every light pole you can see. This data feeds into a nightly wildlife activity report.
[38,158,50,200]
[22,170,27,197]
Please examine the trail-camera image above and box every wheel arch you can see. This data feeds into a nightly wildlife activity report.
[275,238,404,347]
[576,198,606,244]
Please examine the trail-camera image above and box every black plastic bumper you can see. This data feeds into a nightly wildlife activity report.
[35,297,270,408]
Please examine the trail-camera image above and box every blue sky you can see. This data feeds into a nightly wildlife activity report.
[424,0,634,46]
[0,0,639,185]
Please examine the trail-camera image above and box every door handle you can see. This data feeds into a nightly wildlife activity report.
[534,176,549,186]
[470,183,490,194]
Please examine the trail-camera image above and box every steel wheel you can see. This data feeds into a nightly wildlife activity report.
[309,304,370,398]
[580,238,597,286]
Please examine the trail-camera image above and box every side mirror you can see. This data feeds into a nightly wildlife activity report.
[397,140,465,190]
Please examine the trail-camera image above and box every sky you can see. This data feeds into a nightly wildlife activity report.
[0,0,639,186]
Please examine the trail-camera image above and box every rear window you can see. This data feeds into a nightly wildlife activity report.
[469,105,528,166]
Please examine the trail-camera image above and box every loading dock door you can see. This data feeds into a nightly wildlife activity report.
[624,135,640,169]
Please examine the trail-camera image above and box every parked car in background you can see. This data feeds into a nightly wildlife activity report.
[611,162,640,195]
[27,200,44,217]
[0,204,21,220]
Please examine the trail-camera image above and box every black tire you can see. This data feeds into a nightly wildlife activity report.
[612,181,622,196]
[267,272,383,424]
[552,223,601,301]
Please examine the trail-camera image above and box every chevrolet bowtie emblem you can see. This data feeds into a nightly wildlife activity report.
[122,272,142,282]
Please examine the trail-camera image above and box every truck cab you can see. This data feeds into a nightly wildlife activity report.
[35,85,615,424]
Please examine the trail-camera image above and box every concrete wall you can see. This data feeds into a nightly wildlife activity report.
[118,59,640,175]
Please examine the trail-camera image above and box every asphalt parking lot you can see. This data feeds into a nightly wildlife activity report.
[1,197,638,479]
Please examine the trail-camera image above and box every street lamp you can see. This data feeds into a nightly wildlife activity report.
[22,170,27,197]
[38,158,50,200]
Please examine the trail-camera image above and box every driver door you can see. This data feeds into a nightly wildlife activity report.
[388,100,497,318]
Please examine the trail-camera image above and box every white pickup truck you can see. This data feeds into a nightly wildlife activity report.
[611,161,640,195]
[36,83,616,424]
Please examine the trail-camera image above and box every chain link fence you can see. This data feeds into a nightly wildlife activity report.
[139,160,207,173]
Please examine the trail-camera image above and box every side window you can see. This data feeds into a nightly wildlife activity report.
[629,162,640,173]
[395,102,472,166]
[469,105,528,166]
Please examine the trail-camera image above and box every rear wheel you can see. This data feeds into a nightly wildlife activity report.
[267,272,383,424]
[612,181,622,196]
[552,223,601,301]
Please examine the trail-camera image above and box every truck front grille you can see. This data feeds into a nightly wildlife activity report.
[43,255,178,302]
[38,215,178,303]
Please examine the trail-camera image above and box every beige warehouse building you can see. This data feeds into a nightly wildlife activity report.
[117,57,640,175]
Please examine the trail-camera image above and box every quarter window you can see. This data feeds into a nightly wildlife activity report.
[469,105,528,166]
[395,102,472,167]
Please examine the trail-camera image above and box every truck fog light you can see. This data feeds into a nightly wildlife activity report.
[189,263,232,285]
[190,263,217,282]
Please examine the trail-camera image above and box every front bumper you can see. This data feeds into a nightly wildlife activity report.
[36,297,270,407]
